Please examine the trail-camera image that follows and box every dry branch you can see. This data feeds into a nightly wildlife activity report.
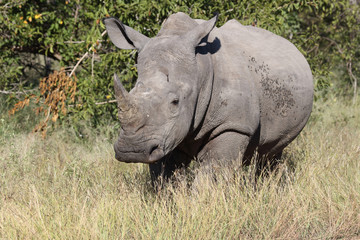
[67,99,117,108]
[347,61,358,104]
[95,99,117,105]
[0,89,37,95]
[69,30,107,78]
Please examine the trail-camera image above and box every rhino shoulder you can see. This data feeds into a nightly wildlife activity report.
[194,19,206,24]
[220,20,279,40]
[221,19,246,31]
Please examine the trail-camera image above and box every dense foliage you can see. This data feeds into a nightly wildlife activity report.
[1,0,359,130]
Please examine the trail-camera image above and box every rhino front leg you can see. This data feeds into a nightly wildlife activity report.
[149,149,192,185]
[190,132,250,189]
[198,132,250,163]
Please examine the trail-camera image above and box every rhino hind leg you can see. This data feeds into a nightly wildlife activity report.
[255,149,284,176]
[149,149,192,186]
[196,132,286,179]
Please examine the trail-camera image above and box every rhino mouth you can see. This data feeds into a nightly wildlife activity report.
[148,145,165,163]
[114,142,165,163]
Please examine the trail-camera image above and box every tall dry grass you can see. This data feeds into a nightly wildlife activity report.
[0,99,359,239]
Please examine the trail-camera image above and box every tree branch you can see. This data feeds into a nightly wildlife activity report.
[0,89,36,95]
[10,45,63,61]
[95,99,117,105]
[67,99,117,108]
[347,61,358,105]
[322,37,344,55]
[69,30,107,78]
[60,40,85,44]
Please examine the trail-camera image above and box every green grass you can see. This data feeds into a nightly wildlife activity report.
[1,98,359,239]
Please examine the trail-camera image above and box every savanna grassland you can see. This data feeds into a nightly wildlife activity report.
[1,98,359,239]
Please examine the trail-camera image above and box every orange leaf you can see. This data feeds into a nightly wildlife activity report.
[52,113,58,122]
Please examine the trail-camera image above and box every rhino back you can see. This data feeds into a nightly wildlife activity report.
[206,19,313,155]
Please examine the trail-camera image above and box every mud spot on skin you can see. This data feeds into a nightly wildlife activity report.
[221,99,228,107]
[262,80,295,117]
[250,57,295,117]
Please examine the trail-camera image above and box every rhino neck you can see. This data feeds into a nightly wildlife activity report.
[192,47,215,135]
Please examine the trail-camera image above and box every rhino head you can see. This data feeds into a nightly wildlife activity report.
[103,14,217,163]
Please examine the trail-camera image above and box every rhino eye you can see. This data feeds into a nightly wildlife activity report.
[171,98,179,105]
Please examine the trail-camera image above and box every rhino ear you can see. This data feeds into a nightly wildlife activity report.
[103,17,149,50]
[185,14,218,48]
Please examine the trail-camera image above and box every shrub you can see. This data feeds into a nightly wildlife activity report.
[1,0,359,132]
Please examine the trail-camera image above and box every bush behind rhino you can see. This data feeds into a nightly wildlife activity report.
[1,0,359,129]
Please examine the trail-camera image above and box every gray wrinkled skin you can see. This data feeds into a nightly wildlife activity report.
[103,12,313,181]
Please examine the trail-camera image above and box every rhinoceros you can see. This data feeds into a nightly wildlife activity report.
[103,12,313,181]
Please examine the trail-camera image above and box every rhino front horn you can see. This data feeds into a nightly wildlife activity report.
[113,73,138,122]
